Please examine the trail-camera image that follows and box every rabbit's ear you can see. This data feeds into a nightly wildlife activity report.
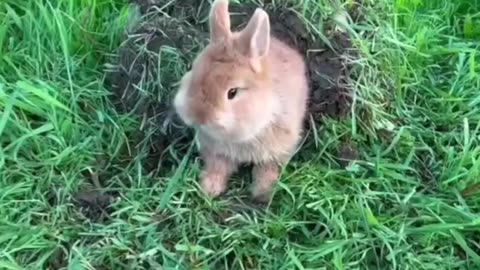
[209,0,231,43]
[238,8,271,72]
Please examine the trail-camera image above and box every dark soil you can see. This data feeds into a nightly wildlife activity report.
[461,182,480,198]
[307,32,352,119]
[106,0,354,171]
[47,247,67,270]
[415,150,439,192]
[72,190,113,221]
[337,141,360,168]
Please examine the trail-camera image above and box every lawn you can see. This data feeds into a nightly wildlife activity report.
[1,0,480,269]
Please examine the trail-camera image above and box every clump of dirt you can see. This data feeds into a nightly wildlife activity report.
[106,0,354,171]
[47,247,67,269]
[307,33,352,119]
[105,3,205,173]
[461,183,480,198]
[337,141,360,168]
[72,190,113,222]
[415,151,438,192]
[108,15,208,113]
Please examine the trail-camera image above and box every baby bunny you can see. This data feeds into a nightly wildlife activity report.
[173,0,309,202]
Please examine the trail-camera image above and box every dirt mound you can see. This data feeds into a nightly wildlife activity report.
[72,190,113,221]
[105,0,354,171]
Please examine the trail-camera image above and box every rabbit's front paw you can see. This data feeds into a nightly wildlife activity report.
[200,171,227,197]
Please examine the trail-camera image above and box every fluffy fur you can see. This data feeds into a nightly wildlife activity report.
[173,0,309,201]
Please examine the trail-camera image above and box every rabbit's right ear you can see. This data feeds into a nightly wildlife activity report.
[209,0,231,43]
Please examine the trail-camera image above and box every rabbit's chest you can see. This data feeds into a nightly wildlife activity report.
[198,125,299,164]
[218,141,284,163]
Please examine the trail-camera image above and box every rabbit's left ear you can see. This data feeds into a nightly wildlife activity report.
[209,0,231,44]
[238,8,271,72]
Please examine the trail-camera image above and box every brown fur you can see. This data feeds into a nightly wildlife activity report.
[173,0,309,201]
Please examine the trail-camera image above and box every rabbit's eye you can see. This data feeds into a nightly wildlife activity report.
[227,87,238,100]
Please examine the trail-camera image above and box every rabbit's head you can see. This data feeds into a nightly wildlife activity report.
[174,0,279,142]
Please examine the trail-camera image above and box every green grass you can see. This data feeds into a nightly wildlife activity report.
[1,0,480,269]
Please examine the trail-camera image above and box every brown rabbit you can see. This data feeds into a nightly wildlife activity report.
[173,0,309,202]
